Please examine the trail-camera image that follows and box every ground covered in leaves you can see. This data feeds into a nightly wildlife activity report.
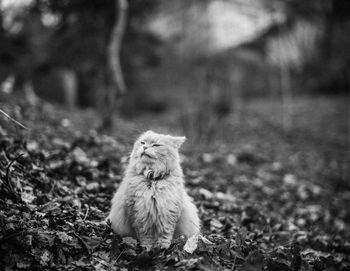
[1,97,350,270]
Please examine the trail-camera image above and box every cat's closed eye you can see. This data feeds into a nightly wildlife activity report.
[153,144,162,147]
[140,141,145,145]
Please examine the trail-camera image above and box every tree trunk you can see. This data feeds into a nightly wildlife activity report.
[348,90,350,155]
[280,66,293,131]
[322,0,334,63]
[231,67,243,123]
[275,22,293,131]
[101,0,128,129]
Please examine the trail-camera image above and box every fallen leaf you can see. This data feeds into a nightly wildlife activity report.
[184,234,199,254]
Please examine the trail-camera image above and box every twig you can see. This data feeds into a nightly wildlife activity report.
[232,255,236,271]
[49,180,57,194]
[5,153,24,193]
[115,248,126,262]
[71,231,91,255]
[0,109,29,130]
[83,206,89,221]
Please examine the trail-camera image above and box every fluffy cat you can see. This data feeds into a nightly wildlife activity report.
[107,130,200,250]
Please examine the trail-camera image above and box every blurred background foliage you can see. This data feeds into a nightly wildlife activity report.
[0,0,349,130]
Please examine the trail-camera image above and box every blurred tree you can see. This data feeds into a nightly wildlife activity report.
[0,0,161,122]
[254,0,350,129]
[271,0,350,93]
[101,0,128,129]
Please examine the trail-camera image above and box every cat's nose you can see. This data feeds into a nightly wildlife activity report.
[143,146,148,150]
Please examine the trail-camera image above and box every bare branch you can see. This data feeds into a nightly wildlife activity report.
[108,0,128,95]
[0,109,29,130]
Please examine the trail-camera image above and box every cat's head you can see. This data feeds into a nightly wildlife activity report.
[130,130,186,171]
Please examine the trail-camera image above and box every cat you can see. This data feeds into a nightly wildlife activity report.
[107,130,200,250]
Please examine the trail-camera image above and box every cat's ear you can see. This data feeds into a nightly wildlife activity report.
[169,136,186,149]
[140,130,155,139]
[143,130,155,135]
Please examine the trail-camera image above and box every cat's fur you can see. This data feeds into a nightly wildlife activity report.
[107,130,200,249]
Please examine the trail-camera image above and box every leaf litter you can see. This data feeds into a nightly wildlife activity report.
[0,101,349,270]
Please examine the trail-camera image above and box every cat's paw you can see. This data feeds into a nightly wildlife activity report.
[155,239,171,249]
[139,235,154,251]
[140,242,153,251]
[142,244,153,251]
